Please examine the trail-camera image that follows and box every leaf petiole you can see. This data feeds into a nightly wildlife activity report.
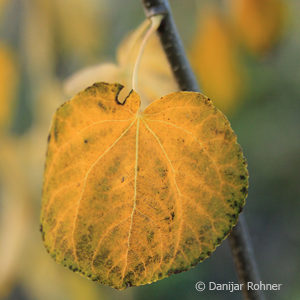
[132,14,164,102]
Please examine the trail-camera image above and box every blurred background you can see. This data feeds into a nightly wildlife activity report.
[0,0,299,299]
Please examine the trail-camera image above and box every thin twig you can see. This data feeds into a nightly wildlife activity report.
[228,214,265,300]
[141,1,264,299]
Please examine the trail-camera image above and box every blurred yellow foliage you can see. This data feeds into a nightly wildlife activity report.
[64,20,177,109]
[190,9,246,115]
[0,140,30,298]
[23,0,104,75]
[0,45,18,132]
[229,0,286,55]
[0,0,8,15]
[52,0,104,57]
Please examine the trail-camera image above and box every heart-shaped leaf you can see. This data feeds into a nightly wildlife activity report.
[41,82,248,289]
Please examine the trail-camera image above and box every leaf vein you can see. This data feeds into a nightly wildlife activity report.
[71,118,137,264]
[142,119,184,270]
[122,118,140,279]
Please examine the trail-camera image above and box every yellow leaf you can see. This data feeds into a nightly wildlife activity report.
[229,0,286,55]
[0,45,18,132]
[64,20,177,108]
[41,82,248,289]
[190,9,246,115]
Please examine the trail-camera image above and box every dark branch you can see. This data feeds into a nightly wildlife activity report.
[228,215,265,300]
[142,0,199,92]
[141,1,264,300]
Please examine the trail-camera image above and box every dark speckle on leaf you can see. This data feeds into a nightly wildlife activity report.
[147,231,154,243]
[98,102,107,111]
[171,211,175,220]
[240,187,247,194]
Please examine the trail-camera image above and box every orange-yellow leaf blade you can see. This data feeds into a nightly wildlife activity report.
[41,82,248,289]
